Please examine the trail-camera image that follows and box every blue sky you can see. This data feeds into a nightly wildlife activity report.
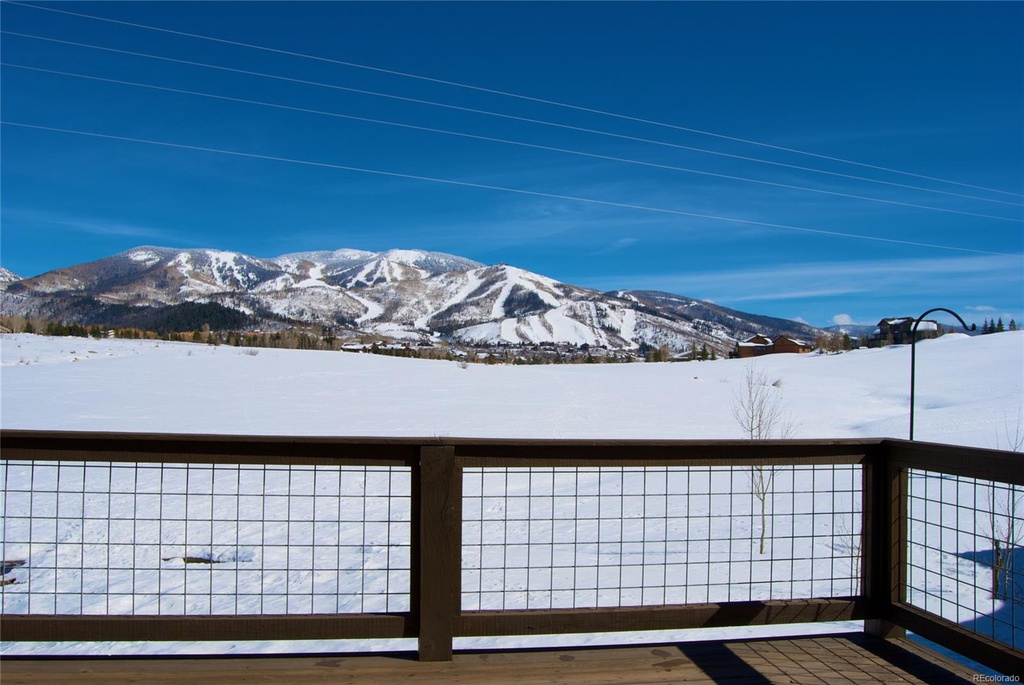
[2,1,1021,328]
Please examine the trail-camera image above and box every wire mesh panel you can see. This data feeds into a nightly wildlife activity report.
[0,460,411,615]
[461,465,862,611]
[906,469,1023,651]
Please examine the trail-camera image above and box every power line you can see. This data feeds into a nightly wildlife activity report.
[8,61,1020,225]
[5,31,1021,211]
[5,0,1022,200]
[3,120,1016,257]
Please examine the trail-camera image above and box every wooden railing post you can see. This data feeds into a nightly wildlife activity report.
[864,442,906,639]
[416,445,460,661]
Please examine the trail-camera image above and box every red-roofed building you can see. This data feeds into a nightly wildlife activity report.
[734,335,812,358]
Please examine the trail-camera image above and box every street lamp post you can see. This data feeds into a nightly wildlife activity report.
[909,307,976,441]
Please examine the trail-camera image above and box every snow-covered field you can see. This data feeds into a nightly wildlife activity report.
[1,331,1021,445]
[0,332,1021,662]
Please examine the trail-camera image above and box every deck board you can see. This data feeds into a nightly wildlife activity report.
[0,634,977,684]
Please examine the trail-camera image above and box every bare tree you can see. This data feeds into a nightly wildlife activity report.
[997,405,1024,453]
[987,406,1023,600]
[732,365,795,554]
[814,331,852,354]
[987,484,1023,600]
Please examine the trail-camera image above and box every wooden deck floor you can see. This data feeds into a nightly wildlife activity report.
[0,634,977,684]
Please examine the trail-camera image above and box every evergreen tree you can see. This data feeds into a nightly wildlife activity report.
[1011,319,1017,331]
[997,318,1005,332]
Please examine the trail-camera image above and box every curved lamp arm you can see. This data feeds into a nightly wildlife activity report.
[909,308,976,441]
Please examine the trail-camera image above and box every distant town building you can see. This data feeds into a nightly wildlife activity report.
[869,318,939,347]
[772,336,814,355]
[734,334,812,358]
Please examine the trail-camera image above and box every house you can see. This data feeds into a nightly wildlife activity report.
[772,335,813,354]
[869,318,939,347]
[734,334,811,358]
[735,335,772,358]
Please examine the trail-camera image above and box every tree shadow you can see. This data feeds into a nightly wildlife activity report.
[957,547,1024,651]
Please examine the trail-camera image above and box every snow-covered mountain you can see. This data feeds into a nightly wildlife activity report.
[824,323,878,340]
[272,248,483,288]
[0,267,21,289]
[1,246,824,352]
[618,290,822,344]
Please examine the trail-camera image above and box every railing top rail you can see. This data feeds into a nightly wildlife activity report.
[884,438,1024,486]
[0,429,424,466]
[454,441,873,467]
[0,429,884,466]
[0,429,889,447]
[3,431,1018,479]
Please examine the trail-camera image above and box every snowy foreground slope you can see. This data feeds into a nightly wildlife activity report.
[1,332,1021,446]
[0,332,1021,661]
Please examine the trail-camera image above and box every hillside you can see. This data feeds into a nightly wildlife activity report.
[2,331,1020,447]
[0,247,824,355]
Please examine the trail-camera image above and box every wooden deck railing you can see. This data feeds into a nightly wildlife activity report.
[0,431,1020,677]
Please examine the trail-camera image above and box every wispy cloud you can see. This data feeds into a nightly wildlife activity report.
[726,288,865,303]
[4,208,168,239]
[587,254,1024,304]
[588,237,639,256]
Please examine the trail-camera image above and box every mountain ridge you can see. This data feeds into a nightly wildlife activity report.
[1,246,824,353]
